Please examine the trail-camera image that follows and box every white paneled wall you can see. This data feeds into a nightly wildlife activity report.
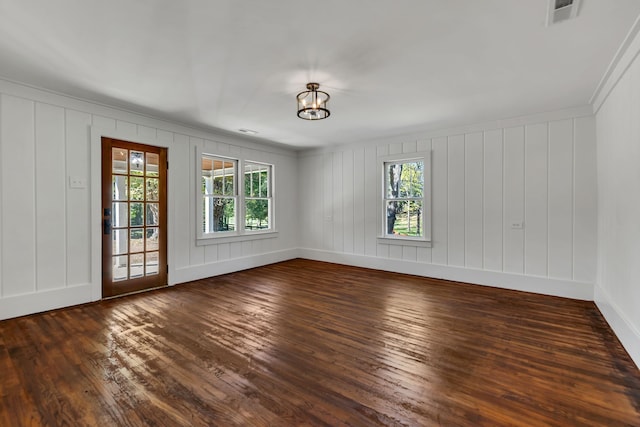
[0,80,298,320]
[35,103,66,292]
[593,21,640,368]
[483,129,503,271]
[1,96,36,296]
[502,126,525,274]
[299,112,597,299]
[448,134,465,267]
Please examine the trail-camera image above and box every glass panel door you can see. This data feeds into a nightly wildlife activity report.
[102,138,167,298]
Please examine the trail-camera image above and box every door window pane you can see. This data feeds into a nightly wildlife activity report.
[112,202,128,228]
[112,176,128,201]
[130,203,144,226]
[130,177,144,201]
[146,228,159,251]
[112,229,128,255]
[146,152,159,177]
[146,204,159,226]
[112,256,128,281]
[130,151,144,176]
[130,228,144,253]
[146,178,159,201]
[146,252,159,276]
[112,148,128,174]
[130,253,144,278]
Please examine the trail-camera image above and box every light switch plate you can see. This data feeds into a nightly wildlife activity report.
[69,176,87,189]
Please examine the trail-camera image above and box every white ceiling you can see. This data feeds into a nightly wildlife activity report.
[0,1,639,149]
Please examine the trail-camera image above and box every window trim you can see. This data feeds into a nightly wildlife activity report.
[378,150,432,246]
[197,148,276,244]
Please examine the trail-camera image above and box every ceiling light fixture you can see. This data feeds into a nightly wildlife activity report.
[297,82,330,120]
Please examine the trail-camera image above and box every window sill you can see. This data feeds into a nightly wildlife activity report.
[197,230,278,246]
[377,236,432,248]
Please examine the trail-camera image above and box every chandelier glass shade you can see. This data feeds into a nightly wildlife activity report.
[297,83,330,120]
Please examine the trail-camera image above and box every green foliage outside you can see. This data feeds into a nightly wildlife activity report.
[213,198,235,231]
[245,199,269,229]
[388,201,423,236]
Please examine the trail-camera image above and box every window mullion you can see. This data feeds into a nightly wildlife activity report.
[249,165,253,197]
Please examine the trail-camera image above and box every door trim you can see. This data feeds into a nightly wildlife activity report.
[90,126,172,300]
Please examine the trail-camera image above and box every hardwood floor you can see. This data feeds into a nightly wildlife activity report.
[1,259,639,426]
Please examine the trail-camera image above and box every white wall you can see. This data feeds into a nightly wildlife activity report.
[298,108,598,300]
[593,20,640,368]
[0,79,298,320]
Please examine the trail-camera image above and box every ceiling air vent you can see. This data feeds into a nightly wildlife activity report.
[547,0,581,26]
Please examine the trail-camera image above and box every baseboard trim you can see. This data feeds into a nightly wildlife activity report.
[594,284,640,369]
[0,284,93,321]
[172,249,298,284]
[298,248,594,301]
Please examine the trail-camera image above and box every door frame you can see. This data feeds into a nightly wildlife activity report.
[90,126,173,301]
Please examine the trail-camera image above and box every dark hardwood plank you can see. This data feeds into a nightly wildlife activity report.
[1,259,639,426]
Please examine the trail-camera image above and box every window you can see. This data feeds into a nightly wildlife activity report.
[200,152,274,241]
[244,162,272,231]
[202,156,237,234]
[380,151,431,245]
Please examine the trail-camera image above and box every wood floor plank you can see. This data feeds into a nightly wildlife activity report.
[1,259,639,426]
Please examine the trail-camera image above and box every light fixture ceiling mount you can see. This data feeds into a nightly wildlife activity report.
[297,82,330,120]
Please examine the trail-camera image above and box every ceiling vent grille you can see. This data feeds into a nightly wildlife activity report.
[547,0,581,25]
